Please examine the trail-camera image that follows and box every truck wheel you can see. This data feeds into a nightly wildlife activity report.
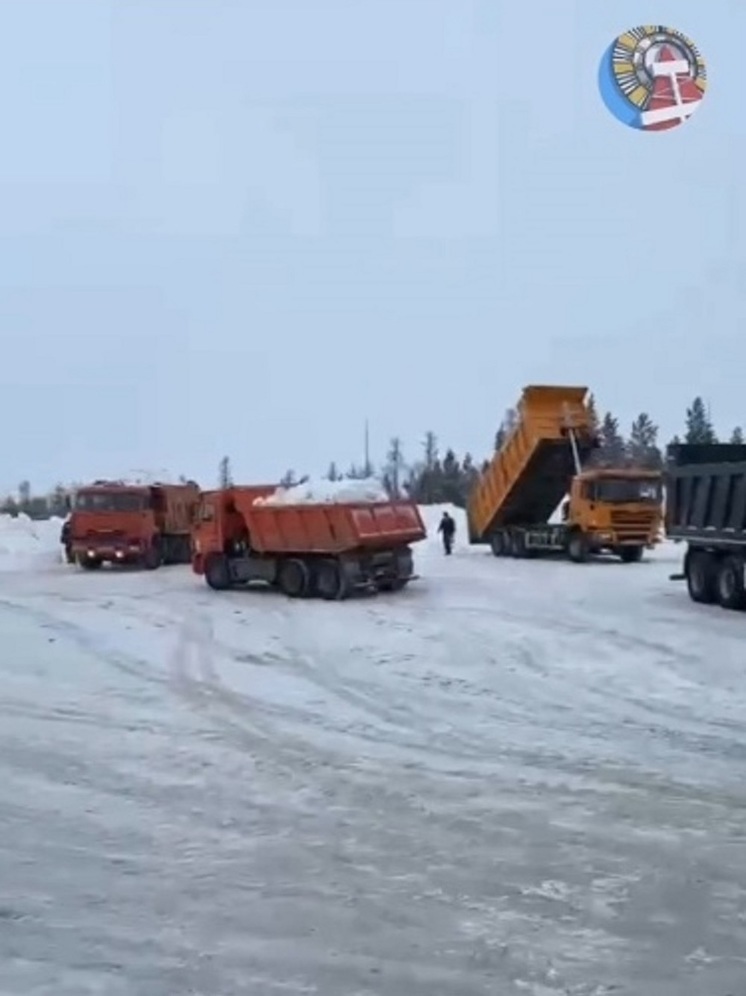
[685,551,716,604]
[490,533,505,557]
[315,558,350,600]
[205,553,232,590]
[619,545,643,563]
[715,556,746,610]
[278,558,310,598]
[143,540,162,570]
[567,532,589,563]
[511,531,527,558]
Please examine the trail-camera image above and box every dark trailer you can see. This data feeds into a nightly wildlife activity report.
[666,443,746,609]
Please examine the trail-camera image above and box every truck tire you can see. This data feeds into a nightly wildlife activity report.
[619,545,643,563]
[511,531,527,558]
[314,558,351,600]
[715,556,746,610]
[490,533,505,557]
[685,550,716,604]
[205,553,232,590]
[567,532,589,563]
[278,558,310,598]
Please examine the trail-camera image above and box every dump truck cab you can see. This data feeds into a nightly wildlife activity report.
[192,486,278,563]
[565,468,663,559]
[69,480,200,570]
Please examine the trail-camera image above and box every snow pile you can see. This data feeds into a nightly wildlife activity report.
[254,477,389,506]
[0,514,66,571]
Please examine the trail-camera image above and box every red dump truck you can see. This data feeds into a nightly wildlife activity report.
[68,479,200,569]
[191,485,427,599]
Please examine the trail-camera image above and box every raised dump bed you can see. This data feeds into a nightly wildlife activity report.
[192,486,427,599]
[468,385,598,542]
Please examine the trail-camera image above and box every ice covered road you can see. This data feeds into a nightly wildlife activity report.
[1,528,745,995]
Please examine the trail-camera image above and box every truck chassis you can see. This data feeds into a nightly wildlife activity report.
[487,524,645,563]
[201,545,417,600]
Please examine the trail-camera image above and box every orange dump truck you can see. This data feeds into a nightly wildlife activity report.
[69,480,200,570]
[191,486,427,598]
[467,385,663,563]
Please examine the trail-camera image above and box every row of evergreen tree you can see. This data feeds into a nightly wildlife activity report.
[218,395,741,510]
[2,395,740,519]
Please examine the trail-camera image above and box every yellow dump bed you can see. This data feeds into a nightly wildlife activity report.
[467,385,599,542]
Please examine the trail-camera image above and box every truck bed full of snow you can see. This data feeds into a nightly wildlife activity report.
[253,476,389,505]
[0,508,743,995]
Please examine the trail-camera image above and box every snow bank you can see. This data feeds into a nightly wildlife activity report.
[0,514,66,571]
[254,477,389,506]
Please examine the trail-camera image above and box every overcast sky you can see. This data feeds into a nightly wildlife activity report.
[0,0,742,492]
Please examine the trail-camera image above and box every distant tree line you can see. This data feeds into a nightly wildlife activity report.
[2,395,741,518]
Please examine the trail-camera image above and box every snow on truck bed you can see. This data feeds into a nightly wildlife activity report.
[252,476,389,505]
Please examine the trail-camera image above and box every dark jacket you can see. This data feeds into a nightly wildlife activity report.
[437,514,455,536]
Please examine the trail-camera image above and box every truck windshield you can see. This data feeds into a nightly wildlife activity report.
[75,492,148,512]
[594,479,661,503]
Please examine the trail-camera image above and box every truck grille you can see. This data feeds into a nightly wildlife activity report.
[610,511,655,537]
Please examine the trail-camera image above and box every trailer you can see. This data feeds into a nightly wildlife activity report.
[467,385,663,562]
[191,486,427,599]
[68,480,200,569]
[666,443,746,609]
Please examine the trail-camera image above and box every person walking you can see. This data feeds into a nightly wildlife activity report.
[437,510,456,555]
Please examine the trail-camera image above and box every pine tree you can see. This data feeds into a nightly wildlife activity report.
[49,484,69,517]
[423,431,438,469]
[627,413,662,468]
[684,397,717,444]
[326,461,340,481]
[729,426,744,444]
[440,448,463,505]
[280,469,297,487]
[594,413,626,466]
[218,456,232,488]
[461,452,478,489]
[384,437,405,498]
[18,480,31,510]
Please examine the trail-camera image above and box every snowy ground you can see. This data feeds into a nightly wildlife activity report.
[0,509,745,995]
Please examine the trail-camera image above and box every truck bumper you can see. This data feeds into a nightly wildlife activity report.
[72,543,144,563]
